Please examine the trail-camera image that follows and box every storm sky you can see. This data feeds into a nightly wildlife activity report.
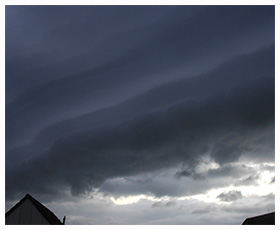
[5,5,275,225]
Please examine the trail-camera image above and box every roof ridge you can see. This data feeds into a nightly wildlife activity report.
[6,194,63,225]
[242,212,275,225]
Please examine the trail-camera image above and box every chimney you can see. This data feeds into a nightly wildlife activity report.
[63,216,66,225]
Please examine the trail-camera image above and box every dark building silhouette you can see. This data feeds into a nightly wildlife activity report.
[242,212,275,225]
[5,194,64,225]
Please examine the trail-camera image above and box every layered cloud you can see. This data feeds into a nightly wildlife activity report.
[6,45,275,200]
[6,6,274,148]
[5,5,275,224]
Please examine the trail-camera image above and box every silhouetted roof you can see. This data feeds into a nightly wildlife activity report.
[6,194,63,225]
[242,212,275,225]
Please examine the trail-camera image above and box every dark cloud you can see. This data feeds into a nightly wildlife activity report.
[217,190,243,202]
[205,163,262,186]
[207,164,240,179]
[99,169,211,198]
[210,144,241,166]
[98,158,271,199]
[6,6,274,148]
[6,45,275,200]
[5,6,275,219]
[6,44,275,162]
[175,165,205,180]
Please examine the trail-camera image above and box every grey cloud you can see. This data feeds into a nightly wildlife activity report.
[6,6,274,148]
[72,193,274,224]
[5,184,274,225]
[235,175,260,186]
[206,162,259,183]
[175,168,196,179]
[5,6,172,99]
[5,6,275,212]
[210,144,241,166]
[217,190,243,202]
[6,44,275,162]
[207,164,238,178]
[261,164,275,172]
[262,193,275,202]
[192,206,213,214]
[175,166,205,180]
[100,167,223,198]
[152,201,176,208]
[6,45,275,200]
[222,193,275,215]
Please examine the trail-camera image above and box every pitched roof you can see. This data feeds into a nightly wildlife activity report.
[242,212,275,225]
[6,194,63,225]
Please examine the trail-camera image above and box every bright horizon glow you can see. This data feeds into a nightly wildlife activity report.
[110,194,162,205]
[109,162,274,206]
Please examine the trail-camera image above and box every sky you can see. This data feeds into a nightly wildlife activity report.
[4,5,276,225]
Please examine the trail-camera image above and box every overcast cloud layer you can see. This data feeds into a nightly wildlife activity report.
[5,5,275,224]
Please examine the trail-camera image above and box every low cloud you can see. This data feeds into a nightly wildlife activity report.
[5,8,275,217]
[6,46,275,201]
[217,190,243,202]
[152,201,176,208]
[235,175,260,186]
